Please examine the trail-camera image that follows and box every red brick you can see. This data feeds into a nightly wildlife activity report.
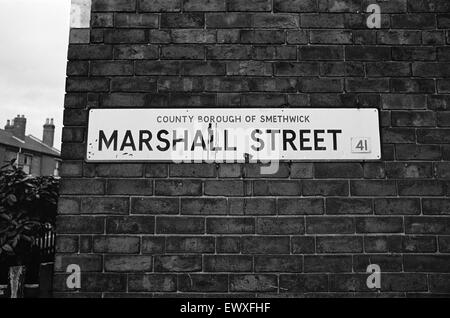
[131,197,179,215]
[278,198,324,215]
[91,12,114,27]
[423,199,450,215]
[128,274,177,292]
[314,163,362,178]
[166,236,215,253]
[154,255,202,272]
[111,77,157,92]
[306,217,354,234]
[378,273,427,292]
[80,236,93,253]
[318,0,361,12]
[374,198,421,215]
[290,163,313,178]
[403,236,437,253]
[107,178,153,195]
[100,93,146,107]
[204,255,252,272]
[93,236,140,253]
[254,180,301,196]
[275,0,317,12]
[207,217,254,234]
[156,216,205,234]
[56,216,104,234]
[255,256,302,272]
[104,30,146,44]
[216,237,241,253]
[355,217,404,233]
[68,45,113,60]
[63,110,88,126]
[67,61,88,76]
[396,144,441,160]
[94,164,143,177]
[227,0,272,11]
[92,0,136,11]
[115,13,159,28]
[161,13,204,28]
[316,236,363,253]
[275,62,320,76]
[406,217,450,234]
[55,236,79,253]
[350,181,397,196]
[81,197,129,215]
[144,164,168,178]
[430,274,450,293]
[377,30,421,45]
[310,30,352,44]
[404,255,450,272]
[346,78,389,92]
[279,274,327,293]
[181,198,227,215]
[114,45,158,60]
[104,255,153,272]
[229,198,276,215]
[364,235,402,253]
[141,237,165,254]
[155,180,202,196]
[90,61,133,76]
[304,255,352,273]
[346,46,390,60]
[326,198,372,215]
[241,236,290,254]
[303,181,349,196]
[230,274,277,292]
[66,78,109,92]
[205,180,247,196]
[256,217,305,235]
[58,196,81,214]
[161,45,205,60]
[184,0,225,11]
[106,216,155,234]
[386,162,433,179]
[363,163,386,179]
[391,80,435,95]
[178,274,228,292]
[398,180,446,196]
[291,236,315,254]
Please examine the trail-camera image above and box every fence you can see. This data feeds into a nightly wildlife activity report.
[0,228,56,298]
[34,229,56,264]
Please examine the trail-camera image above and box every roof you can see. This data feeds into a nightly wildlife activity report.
[0,129,60,158]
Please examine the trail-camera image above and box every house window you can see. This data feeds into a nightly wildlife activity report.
[23,155,32,174]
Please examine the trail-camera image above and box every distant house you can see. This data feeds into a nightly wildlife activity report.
[0,115,61,177]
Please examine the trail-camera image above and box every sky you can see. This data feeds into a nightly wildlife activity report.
[0,0,71,150]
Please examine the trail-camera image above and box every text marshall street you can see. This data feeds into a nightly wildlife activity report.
[97,128,342,152]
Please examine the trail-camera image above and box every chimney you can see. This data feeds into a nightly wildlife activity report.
[11,115,26,140]
[4,119,14,134]
[43,118,55,148]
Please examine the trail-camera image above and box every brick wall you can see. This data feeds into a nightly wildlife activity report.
[55,0,450,297]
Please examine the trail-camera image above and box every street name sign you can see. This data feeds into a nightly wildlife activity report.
[86,108,381,162]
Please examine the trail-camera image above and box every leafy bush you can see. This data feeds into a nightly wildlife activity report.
[0,160,59,265]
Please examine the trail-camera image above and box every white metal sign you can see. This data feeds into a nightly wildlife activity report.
[86,108,381,162]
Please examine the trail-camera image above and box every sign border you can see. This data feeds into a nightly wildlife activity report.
[84,107,382,163]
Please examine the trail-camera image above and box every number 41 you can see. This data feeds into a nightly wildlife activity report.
[352,138,371,153]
